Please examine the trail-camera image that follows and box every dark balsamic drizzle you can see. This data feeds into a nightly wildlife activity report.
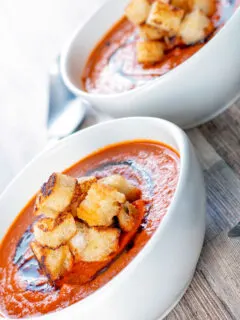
[13,224,54,292]
[13,225,34,266]
[105,41,111,47]
[86,159,154,198]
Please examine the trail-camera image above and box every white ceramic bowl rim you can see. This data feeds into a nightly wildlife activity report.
[0,117,190,319]
[60,2,240,100]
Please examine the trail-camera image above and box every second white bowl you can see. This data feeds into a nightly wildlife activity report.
[61,0,240,129]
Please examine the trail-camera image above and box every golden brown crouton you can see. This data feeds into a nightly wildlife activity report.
[31,241,73,281]
[77,182,126,227]
[179,9,213,45]
[68,222,88,262]
[70,176,97,217]
[34,173,76,218]
[33,213,77,249]
[125,0,151,25]
[139,24,165,40]
[171,0,193,12]
[136,40,165,64]
[193,0,215,16]
[34,192,57,218]
[80,227,120,262]
[147,2,184,36]
[77,176,97,193]
[99,175,141,202]
[118,202,138,232]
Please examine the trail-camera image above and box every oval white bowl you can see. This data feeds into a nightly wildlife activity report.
[61,0,240,129]
[0,118,206,320]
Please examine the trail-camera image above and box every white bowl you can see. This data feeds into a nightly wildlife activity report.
[0,118,205,320]
[61,0,240,129]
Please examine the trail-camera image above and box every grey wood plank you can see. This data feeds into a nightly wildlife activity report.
[166,268,236,320]
[188,129,240,242]
[199,99,240,176]
[188,129,221,170]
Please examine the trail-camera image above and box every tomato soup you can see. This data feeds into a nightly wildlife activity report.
[82,0,237,94]
[0,140,179,318]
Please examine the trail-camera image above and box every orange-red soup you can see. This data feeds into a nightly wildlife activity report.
[0,140,180,318]
[82,0,237,94]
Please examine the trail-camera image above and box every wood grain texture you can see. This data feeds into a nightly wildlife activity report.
[0,1,240,319]
[166,103,240,319]
[199,99,240,176]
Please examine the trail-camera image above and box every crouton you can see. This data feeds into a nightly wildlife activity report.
[163,35,181,50]
[125,0,151,25]
[147,2,184,36]
[33,213,77,249]
[68,222,88,262]
[80,227,120,262]
[171,0,193,12]
[69,176,97,216]
[136,40,165,64]
[77,176,97,193]
[34,173,76,218]
[179,9,213,45]
[99,175,141,202]
[193,0,216,16]
[139,24,165,40]
[118,202,138,232]
[31,241,73,281]
[34,192,57,218]
[77,182,126,227]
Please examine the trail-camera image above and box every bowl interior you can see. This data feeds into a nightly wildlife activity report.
[62,0,130,91]
[0,118,184,242]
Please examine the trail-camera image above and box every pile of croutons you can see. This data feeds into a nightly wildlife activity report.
[125,0,215,63]
[31,173,141,281]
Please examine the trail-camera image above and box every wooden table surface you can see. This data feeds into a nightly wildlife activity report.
[0,1,240,319]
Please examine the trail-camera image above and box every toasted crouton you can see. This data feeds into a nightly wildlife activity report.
[80,227,120,262]
[31,241,73,281]
[147,2,184,36]
[34,192,57,218]
[118,202,138,232]
[34,173,76,218]
[33,213,77,249]
[70,176,97,216]
[77,176,97,193]
[136,40,165,64]
[139,24,165,40]
[125,0,151,25]
[171,0,193,12]
[69,223,120,262]
[193,0,215,16]
[179,9,213,45]
[99,175,141,202]
[77,182,126,227]
[68,222,88,262]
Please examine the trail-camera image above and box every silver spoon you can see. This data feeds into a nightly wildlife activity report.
[46,57,86,148]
